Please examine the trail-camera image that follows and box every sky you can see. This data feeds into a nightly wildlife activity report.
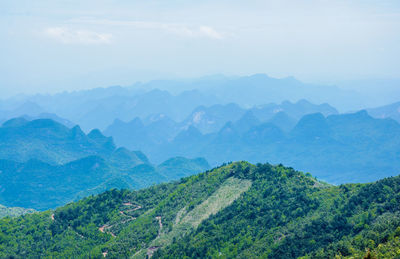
[1,0,400,97]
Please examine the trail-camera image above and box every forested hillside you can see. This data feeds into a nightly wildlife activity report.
[1,162,399,258]
[0,204,35,218]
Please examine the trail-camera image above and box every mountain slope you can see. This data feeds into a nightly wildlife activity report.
[0,118,135,165]
[161,111,400,183]
[367,101,400,123]
[103,116,180,156]
[0,162,399,258]
[182,103,246,134]
[0,156,209,210]
[0,204,35,218]
[0,117,210,210]
[250,99,338,122]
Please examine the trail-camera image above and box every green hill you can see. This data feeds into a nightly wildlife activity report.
[0,204,35,218]
[0,162,399,258]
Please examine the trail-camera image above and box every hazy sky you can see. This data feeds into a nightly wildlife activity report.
[1,0,400,97]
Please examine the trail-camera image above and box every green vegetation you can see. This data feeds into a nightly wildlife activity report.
[0,162,399,258]
[0,204,35,218]
[133,177,252,258]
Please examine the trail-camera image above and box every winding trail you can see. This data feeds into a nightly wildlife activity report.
[98,203,142,237]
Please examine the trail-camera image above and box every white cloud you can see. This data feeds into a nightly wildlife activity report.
[199,26,223,39]
[44,27,112,44]
[70,18,224,40]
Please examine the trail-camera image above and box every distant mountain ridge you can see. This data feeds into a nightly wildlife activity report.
[103,102,400,184]
[0,74,363,131]
[14,88,219,131]
[130,110,400,183]
[367,101,400,123]
[0,118,210,210]
[0,155,209,210]
[3,74,399,132]
[104,99,338,157]
[129,74,360,110]
[2,101,395,185]
[0,117,123,164]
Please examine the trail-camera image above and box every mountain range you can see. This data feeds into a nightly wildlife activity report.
[1,162,399,258]
[0,118,210,210]
[103,100,338,159]
[1,74,400,257]
[125,74,361,110]
[1,75,399,134]
[3,74,398,132]
[1,88,219,131]
[0,75,399,206]
[104,109,400,184]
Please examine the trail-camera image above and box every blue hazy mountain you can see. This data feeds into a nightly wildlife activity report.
[0,101,45,118]
[250,99,338,121]
[102,100,400,184]
[104,99,337,153]
[135,111,400,184]
[182,103,246,134]
[21,113,76,128]
[367,101,400,123]
[130,74,358,110]
[0,101,77,128]
[267,111,297,132]
[0,118,210,210]
[103,116,180,157]
[0,155,209,210]
[0,101,48,124]
[0,118,123,164]
[232,110,261,134]
[0,74,355,131]
[193,74,358,110]
[18,88,220,131]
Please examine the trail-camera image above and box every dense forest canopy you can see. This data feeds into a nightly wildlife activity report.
[1,162,399,258]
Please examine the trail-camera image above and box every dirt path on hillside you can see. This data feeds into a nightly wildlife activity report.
[98,203,142,237]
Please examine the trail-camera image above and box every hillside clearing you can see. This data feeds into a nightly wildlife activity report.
[133,177,252,258]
